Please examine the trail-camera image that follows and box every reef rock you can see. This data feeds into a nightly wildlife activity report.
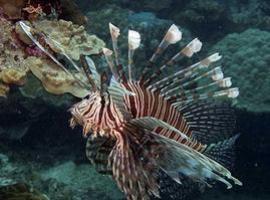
[211,28,270,113]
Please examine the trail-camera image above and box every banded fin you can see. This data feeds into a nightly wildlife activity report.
[109,23,120,66]
[203,134,240,170]
[86,135,115,174]
[128,116,189,141]
[146,131,242,189]
[128,30,141,80]
[171,88,239,108]
[141,24,182,81]
[124,121,241,189]
[107,78,134,120]
[149,53,222,91]
[108,23,126,82]
[143,38,203,86]
[108,130,160,200]
[80,55,98,91]
[158,170,204,200]
[180,101,236,144]
[84,56,101,88]
[103,48,120,81]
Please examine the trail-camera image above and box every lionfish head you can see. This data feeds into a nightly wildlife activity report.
[69,91,103,137]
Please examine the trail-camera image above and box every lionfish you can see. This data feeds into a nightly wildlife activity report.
[20,21,242,199]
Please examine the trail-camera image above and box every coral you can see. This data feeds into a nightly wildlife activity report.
[24,57,89,98]
[0,17,30,96]
[0,68,28,86]
[0,0,26,19]
[30,19,105,60]
[0,12,104,98]
[211,28,270,113]
[0,18,26,67]
[0,83,9,97]
[22,2,45,21]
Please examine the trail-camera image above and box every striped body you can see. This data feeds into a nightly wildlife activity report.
[70,81,206,153]
[124,81,206,152]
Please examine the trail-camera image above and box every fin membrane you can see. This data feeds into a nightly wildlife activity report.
[180,101,236,144]
[85,135,115,174]
[203,134,240,170]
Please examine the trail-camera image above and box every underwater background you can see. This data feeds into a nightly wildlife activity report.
[0,0,270,199]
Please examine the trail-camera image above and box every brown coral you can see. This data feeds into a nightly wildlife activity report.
[0,8,104,98]
[25,57,89,98]
[0,83,10,97]
[0,67,28,86]
[31,19,105,60]
[0,16,30,96]
[0,0,26,19]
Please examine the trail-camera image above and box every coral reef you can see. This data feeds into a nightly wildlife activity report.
[30,19,105,60]
[25,57,89,98]
[0,0,26,19]
[0,68,28,86]
[211,28,270,113]
[0,8,104,97]
[0,16,29,97]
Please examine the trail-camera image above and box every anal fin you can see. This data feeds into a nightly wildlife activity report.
[203,134,240,170]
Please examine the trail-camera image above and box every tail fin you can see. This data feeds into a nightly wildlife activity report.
[203,134,240,170]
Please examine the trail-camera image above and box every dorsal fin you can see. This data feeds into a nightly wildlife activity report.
[143,37,203,86]
[108,77,134,120]
[128,30,141,80]
[83,56,102,89]
[108,23,127,82]
[140,24,182,81]
[80,55,98,91]
[103,48,120,81]
[100,71,110,97]
[109,23,120,66]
